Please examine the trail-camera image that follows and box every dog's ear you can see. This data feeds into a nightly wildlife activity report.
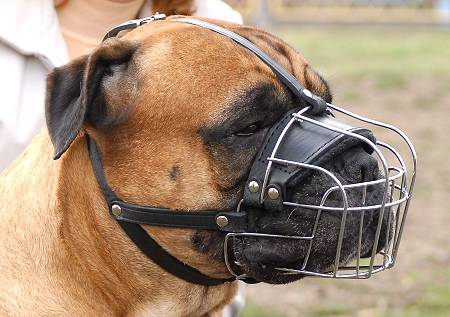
[45,40,137,159]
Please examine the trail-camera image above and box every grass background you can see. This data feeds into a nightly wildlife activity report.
[240,26,450,317]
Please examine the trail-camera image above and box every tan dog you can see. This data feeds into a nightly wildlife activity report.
[0,17,331,316]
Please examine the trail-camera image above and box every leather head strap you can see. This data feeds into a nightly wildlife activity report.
[174,18,328,116]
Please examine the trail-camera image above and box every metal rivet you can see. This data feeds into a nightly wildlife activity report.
[111,204,122,217]
[248,181,260,193]
[216,215,229,228]
[267,187,280,200]
[303,88,313,98]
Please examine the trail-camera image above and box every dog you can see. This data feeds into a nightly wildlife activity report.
[0,16,388,316]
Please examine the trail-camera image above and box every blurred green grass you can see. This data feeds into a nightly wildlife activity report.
[243,268,450,317]
[380,268,450,317]
[271,27,450,86]
[242,303,286,317]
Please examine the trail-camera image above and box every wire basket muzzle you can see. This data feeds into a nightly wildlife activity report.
[227,105,417,280]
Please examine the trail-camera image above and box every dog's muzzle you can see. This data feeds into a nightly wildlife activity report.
[225,105,414,281]
[89,15,417,285]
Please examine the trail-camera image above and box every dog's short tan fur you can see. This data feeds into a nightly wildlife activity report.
[0,17,330,316]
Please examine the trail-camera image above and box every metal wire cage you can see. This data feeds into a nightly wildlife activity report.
[224,100,417,280]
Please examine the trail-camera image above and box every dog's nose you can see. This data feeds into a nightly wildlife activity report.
[339,147,379,182]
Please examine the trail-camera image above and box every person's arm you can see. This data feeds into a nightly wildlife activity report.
[194,0,243,24]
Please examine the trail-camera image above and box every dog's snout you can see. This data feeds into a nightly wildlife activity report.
[339,147,379,183]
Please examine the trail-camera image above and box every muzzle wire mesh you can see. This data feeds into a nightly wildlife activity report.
[224,103,417,280]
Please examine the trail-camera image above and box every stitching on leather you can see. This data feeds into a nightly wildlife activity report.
[272,127,352,176]
[299,128,362,166]
[254,113,359,179]
[275,134,341,176]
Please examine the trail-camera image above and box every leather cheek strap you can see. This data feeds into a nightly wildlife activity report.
[86,135,240,286]
[111,200,248,233]
[87,135,247,233]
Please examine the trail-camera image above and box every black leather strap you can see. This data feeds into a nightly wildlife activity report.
[87,136,247,232]
[86,135,236,286]
[111,200,247,233]
[87,134,120,204]
[102,15,328,116]
[174,18,327,116]
[117,221,234,286]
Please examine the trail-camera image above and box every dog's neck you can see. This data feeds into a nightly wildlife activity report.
[53,133,237,316]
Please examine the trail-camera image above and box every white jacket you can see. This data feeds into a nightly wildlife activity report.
[0,0,242,172]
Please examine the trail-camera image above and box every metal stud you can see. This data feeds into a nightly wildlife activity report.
[248,181,260,193]
[267,187,280,200]
[303,88,313,98]
[111,204,122,217]
[216,215,229,228]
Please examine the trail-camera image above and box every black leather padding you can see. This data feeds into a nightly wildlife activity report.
[243,111,375,209]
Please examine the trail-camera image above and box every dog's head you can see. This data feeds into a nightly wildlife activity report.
[45,17,391,284]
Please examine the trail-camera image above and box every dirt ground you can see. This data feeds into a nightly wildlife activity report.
[242,27,450,317]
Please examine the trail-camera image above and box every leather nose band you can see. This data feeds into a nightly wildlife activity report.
[243,111,375,210]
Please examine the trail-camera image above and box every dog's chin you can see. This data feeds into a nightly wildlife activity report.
[228,213,337,284]
[192,204,389,284]
[229,223,375,284]
[230,238,307,284]
[229,202,385,284]
[192,184,389,284]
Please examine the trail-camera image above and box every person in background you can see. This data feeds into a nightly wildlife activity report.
[0,0,245,316]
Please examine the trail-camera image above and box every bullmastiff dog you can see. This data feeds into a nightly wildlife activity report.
[0,16,387,316]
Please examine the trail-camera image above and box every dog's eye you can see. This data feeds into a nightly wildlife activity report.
[234,122,263,136]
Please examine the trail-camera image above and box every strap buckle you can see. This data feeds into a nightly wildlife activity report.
[102,13,166,42]
[143,13,167,23]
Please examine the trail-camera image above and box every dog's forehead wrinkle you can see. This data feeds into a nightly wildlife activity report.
[234,26,300,67]
[125,24,313,138]
[231,83,291,112]
[201,83,293,141]
[233,25,334,103]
